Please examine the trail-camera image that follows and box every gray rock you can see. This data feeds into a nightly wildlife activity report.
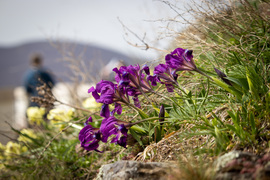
[214,151,270,180]
[215,151,257,172]
[95,160,176,180]
[215,172,253,180]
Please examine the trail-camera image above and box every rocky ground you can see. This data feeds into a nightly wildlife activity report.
[93,130,270,179]
[96,144,270,180]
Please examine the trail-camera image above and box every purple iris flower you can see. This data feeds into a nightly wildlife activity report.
[100,116,129,148]
[113,64,153,107]
[147,64,178,92]
[88,80,129,116]
[113,64,153,94]
[88,80,116,104]
[165,48,197,71]
[79,125,103,152]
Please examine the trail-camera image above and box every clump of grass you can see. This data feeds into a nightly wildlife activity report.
[160,0,270,154]
[168,154,215,180]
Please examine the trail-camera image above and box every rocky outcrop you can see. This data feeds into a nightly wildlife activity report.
[95,151,270,180]
[215,151,270,180]
[95,160,176,180]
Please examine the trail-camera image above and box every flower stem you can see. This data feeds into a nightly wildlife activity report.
[195,68,213,79]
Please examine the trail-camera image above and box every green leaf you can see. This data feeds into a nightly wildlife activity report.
[212,118,218,127]
[246,67,260,100]
[211,113,225,127]
[212,77,243,100]
[249,112,257,134]
[155,126,162,142]
[172,103,181,116]
[227,110,241,134]
[227,110,236,120]
[225,77,249,91]
[226,124,237,133]
[148,126,157,141]
[129,128,144,146]
[130,125,146,134]
[138,109,149,119]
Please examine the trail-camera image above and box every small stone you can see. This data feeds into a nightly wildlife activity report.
[95,160,177,180]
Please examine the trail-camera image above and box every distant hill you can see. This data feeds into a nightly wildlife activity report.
[0,41,136,88]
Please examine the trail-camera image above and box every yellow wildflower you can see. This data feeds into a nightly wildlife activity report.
[82,97,101,111]
[4,141,28,159]
[26,107,45,125]
[0,142,6,160]
[47,108,74,130]
[17,128,38,143]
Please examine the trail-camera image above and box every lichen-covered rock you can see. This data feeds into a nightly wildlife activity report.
[95,160,176,180]
[215,151,270,180]
[215,151,257,173]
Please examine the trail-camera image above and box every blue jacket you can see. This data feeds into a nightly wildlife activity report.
[24,67,55,106]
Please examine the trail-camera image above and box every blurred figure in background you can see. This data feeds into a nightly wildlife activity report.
[23,53,55,107]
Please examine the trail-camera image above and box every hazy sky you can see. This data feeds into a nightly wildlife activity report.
[0,0,192,59]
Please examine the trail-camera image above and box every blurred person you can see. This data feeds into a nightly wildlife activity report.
[23,53,55,107]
